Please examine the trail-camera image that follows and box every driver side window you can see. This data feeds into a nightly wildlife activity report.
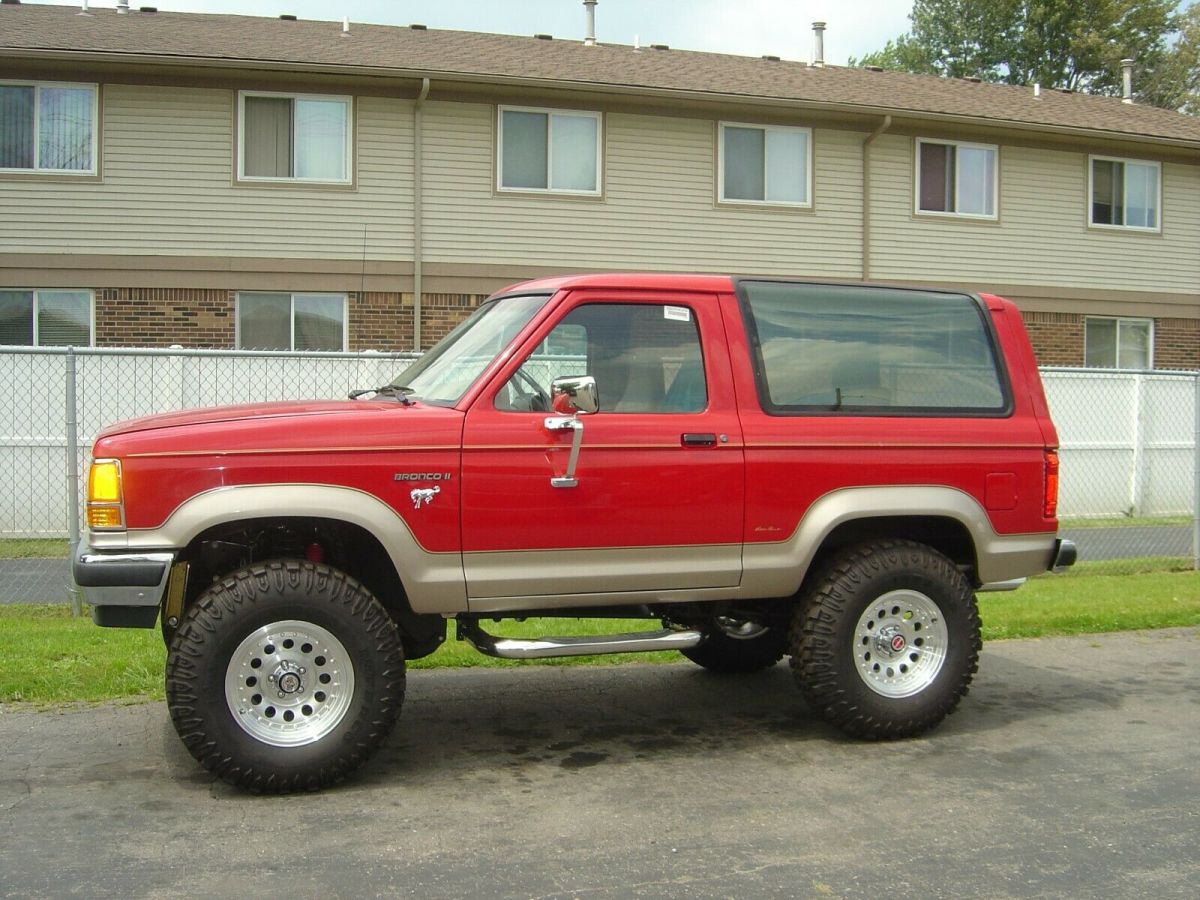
[495,302,707,413]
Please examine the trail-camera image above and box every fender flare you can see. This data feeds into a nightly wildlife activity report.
[118,483,467,614]
[741,485,1055,595]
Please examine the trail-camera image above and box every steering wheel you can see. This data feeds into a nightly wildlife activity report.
[498,366,549,412]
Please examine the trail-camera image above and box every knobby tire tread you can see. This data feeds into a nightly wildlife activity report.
[166,559,405,793]
[790,539,981,740]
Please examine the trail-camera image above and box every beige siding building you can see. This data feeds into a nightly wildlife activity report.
[2,4,1198,367]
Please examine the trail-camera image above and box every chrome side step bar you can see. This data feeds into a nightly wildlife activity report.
[457,618,703,660]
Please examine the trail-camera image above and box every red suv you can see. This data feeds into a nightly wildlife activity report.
[75,274,1075,791]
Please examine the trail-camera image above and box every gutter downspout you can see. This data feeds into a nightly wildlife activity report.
[413,77,431,350]
[861,114,892,281]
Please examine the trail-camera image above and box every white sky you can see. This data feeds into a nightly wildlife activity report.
[24,0,917,66]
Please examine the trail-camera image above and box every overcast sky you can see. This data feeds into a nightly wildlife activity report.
[24,0,917,65]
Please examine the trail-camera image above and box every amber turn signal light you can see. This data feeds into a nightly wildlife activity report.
[86,459,125,529]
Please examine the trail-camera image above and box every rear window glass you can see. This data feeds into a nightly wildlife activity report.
[739,281,1008,415]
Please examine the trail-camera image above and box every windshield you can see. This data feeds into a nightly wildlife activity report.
[389,293,551,406]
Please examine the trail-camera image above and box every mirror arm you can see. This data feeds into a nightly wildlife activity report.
[544,415,584,488]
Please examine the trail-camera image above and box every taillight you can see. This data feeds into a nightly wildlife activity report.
[1043,450,1059,519]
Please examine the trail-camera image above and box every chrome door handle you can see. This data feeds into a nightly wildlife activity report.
[545,415,584,487]
[681,433,717,447]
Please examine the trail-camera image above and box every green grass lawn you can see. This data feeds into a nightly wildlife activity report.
[3,569,1199,706]
[0,539,70,559]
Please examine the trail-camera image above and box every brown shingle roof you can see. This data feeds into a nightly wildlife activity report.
[4,3,1200,146]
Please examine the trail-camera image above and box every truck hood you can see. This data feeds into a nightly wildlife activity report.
[98,399,412,439]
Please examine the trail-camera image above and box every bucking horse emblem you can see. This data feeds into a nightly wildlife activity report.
[410,486,440,510]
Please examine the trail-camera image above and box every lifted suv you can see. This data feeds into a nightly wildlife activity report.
[75,274,1074,791]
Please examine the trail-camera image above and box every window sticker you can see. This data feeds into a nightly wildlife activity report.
[663,306,691,322]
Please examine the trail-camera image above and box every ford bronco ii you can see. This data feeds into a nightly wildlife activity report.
[74,274,1075,791]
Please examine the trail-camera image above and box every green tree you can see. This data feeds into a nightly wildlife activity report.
[1137,3,1200,113]
[852,0,1194,111]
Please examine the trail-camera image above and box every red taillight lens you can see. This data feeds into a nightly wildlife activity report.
[1044,450,1060,519]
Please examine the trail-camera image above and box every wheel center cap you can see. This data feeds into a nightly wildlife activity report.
[875,624,907,656]
[271,660,305,695]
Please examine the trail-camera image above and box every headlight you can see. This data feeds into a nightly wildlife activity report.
[87,459,125,529]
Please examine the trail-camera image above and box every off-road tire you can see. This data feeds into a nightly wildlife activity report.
[791,540,980,739]
[681,619,788,673]
[166,559,405,793]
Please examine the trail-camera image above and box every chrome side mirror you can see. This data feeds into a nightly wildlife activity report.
[550,375,599,415]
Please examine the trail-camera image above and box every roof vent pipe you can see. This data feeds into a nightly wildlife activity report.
[78,0,91,14]
[583,0,597,47]
[812,21,826,68]
[1121,58,1134,104]
[116,0,129,12]
[1033,82,1041,98]
[342,16,349,35]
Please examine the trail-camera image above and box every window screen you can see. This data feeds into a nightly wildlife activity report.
[740,281,1007,414]
[238,292,345,350]
[721,124,809,204]
[499,108,599,192]
[241,93,349,182]
[0,83,95,173]
[0,290,91,346]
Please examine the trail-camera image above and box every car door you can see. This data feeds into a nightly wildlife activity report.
[460,290,745,608]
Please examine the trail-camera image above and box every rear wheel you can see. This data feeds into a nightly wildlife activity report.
[791,540,980,739]
[166,559,405,793]
[681,616,788,673]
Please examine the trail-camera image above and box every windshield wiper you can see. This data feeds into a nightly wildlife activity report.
[348,384,415,404]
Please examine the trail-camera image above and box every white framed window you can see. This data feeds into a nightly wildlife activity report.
[1085,316,1153,369]
[0,81,98,175]
[1089,156,1160,231]
[497,106,601,194]
[916,139,997,218]
[237,91,352,183]
[0,290,93,346]
[718,122,811,206]
[236,292,348,351]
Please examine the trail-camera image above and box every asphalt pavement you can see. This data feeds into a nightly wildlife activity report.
[1,628,1197,899]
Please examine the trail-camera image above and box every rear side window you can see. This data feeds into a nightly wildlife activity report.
[739,281,1008,416]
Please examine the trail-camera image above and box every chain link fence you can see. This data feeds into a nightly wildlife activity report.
[1045,368,1199,576]
[0,349,1195,604]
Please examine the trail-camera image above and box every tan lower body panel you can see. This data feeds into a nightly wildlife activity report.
[464,543,741,609]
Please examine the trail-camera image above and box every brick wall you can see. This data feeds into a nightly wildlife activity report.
[347,291,412,351]
[348,291,486,350]
[1021,311,1085,367]
[1153,318,1200,371]
[95,288,234,348]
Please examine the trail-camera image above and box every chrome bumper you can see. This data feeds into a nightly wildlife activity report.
[73,547,176,627]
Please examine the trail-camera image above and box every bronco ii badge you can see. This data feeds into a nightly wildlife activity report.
[410,486,440,509]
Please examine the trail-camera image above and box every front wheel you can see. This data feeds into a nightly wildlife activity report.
[791,540,980,739]
[166,560,406,793]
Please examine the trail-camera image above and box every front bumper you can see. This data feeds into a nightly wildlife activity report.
[72,546,176,627]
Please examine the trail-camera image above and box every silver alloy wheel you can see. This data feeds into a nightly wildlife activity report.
[224,619,355,747]
[853,589,949,699]
[714,616,771,641]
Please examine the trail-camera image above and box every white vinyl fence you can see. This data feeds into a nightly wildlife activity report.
[1042,368,1198,519]
[1,347,418,538]
[0,349,1196,537]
